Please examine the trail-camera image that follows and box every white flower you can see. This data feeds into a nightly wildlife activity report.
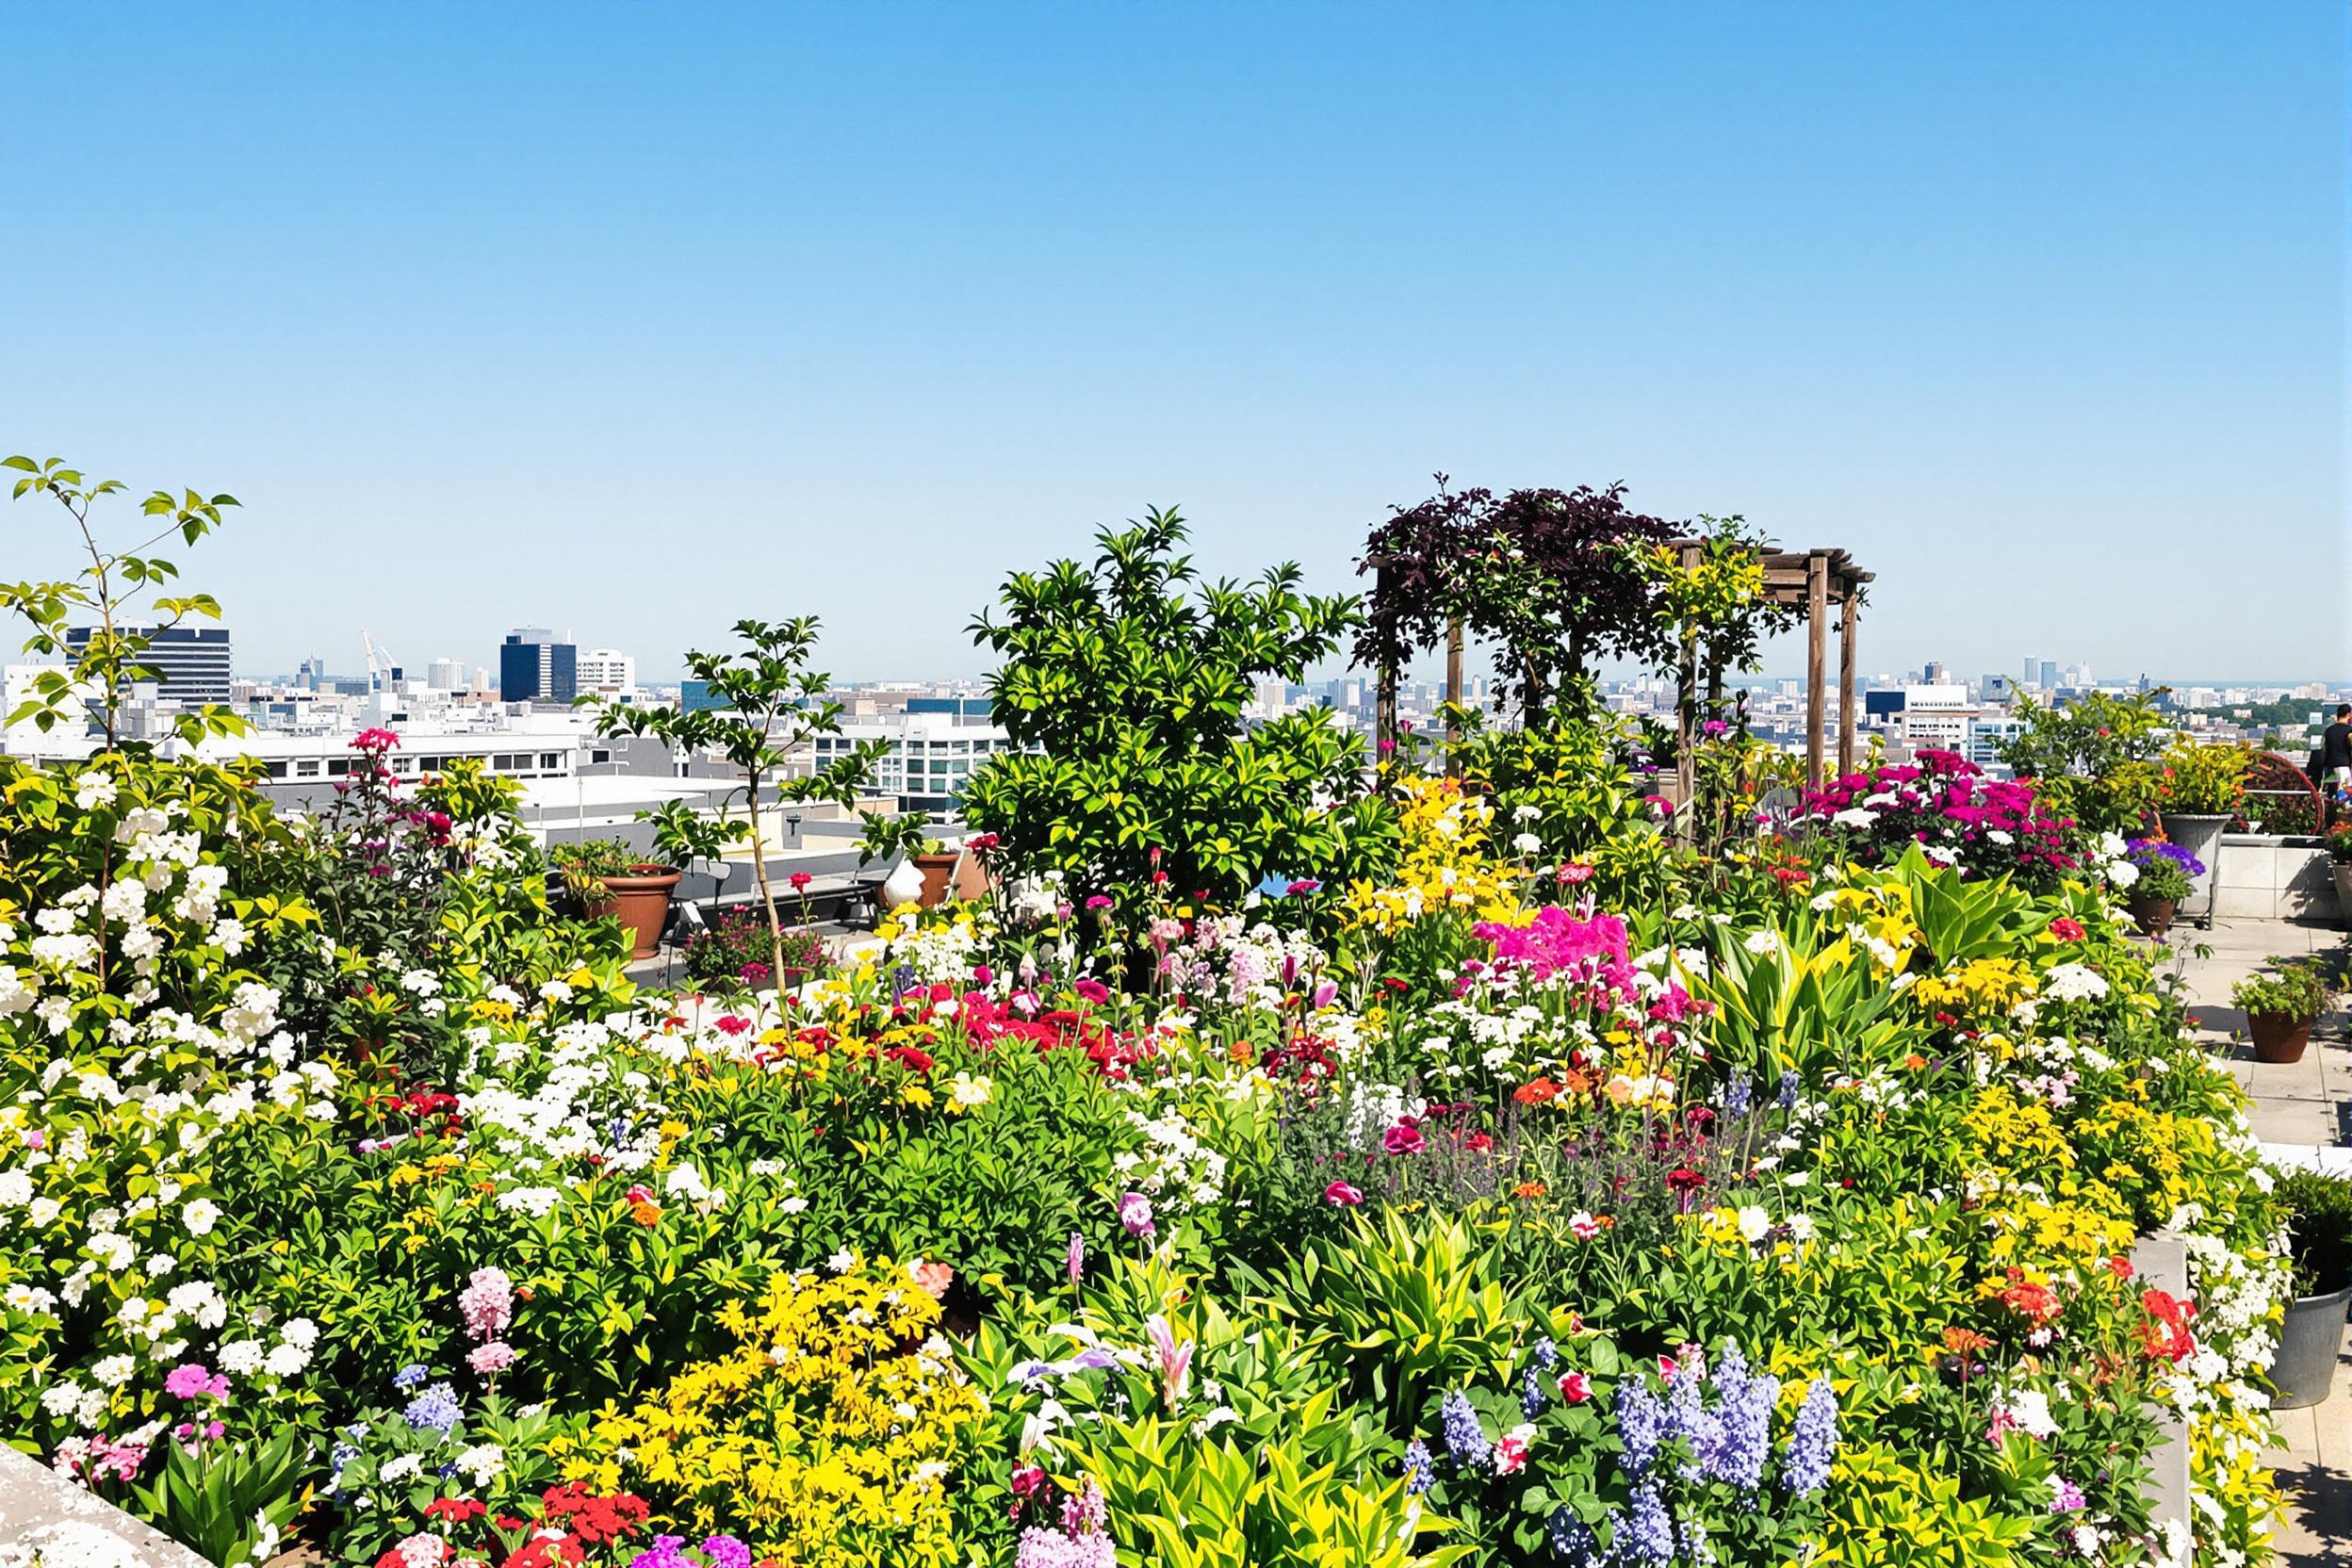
[380,1454,424,1483]
[537,981,574,1004]
[0,1169,32,1208]
[91,1355,136,1388]
[2105,858,2140,889]
[455,1443,505,1485]
[1742,930,1782,957]
[262,1340,309,1378]
[181,1197,220,1236]
[2041,964,2110,1004]
[1831,807,1877,830]
[827,1248,859,1273]
[948,1072,992,1109]
[217,1339,267,1376]
[1736,1205,1772,1243]
[209,918,250,956]
[74,773,119,810]
[1511,832,1543,855]
[40,1380,86,1417]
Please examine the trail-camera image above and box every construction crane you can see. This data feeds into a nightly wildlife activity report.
[361,629,397,694]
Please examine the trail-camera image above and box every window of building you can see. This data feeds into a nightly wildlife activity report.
[296,760,320,777]
[539,752,562,770]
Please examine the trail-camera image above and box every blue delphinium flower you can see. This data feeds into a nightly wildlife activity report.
[1682,1511,1717,1566]
[1712,1365,1780,1492]
[1400,1439,1434,1496]
[1619,1483,1676,1568]
[402,1382,463,1435]
[1532,1335,1559,1372]
[1547,1507,1601,1566]
[1783,1376,1839,1494]
[1522,1364,1549,1420]
[1615,1379,1666,1478]
[391,1363,431,1392]
[1667,1365,1718,1478]
[1776,1070,1801,1110]
[1723,1070,1753,1119]
[1440,1390,1492,1467]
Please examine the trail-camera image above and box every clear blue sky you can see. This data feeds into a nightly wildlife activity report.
[4,1,2344,687]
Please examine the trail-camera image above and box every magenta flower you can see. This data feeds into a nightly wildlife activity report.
[1066,1232,1085,1287]
[1382,1119,1427,1156]
[1323,1181,1364,1206]
[1117,1191,1155,1238]
[163,1364,228,1400]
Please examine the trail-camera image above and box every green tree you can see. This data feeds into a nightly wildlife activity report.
[1992,689,2171,834]
[1,454,246,750]
[964,507,1387,903]
[578,619,884,983]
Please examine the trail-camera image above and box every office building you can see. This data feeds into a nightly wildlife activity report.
[576,648,636,694]
[499,629,578,704]
[426,658,468,692]
[63,625,233,704]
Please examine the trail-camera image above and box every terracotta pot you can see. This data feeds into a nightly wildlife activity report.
[581,864,682,959]
[2125,893,2177,939]
[912,851,960,907]
[2248,1008,2315,1065]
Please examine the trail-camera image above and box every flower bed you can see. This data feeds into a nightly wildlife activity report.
[0,744,2290,1568]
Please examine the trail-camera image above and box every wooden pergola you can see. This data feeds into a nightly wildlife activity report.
[1664,542,1873,800]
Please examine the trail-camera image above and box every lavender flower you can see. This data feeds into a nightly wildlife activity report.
[1723,1070,1753,1119]
[1682,1511,1716,1566]
[1776,1070,1801,1110]
[1522,1364,1549,1419]
[391,1363,430,1391]
[1531,1336,1559,1372]
[1712,1365,1779,1492]
[1547,1507,1601,1566]
[401,1382,463,1435]
[1400,1439,1433,1495]
[1782,1376,1838,1494]
[1617,1483,1676,1568]
[627,1538,692,1568]
[1441,1389,1492,1467]
[1615,1380,1666,1478]
[1667,1367,1719,1478]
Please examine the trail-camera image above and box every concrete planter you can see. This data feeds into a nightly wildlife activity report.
[2335,862,2352,929]
[2159,813,2230,925]
[2213,834,2342,922]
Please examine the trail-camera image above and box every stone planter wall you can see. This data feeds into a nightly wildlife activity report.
[0,1442,209,1566]
[2213,834,2341,923]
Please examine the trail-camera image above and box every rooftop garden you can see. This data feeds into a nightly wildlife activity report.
[0,456,2295,1568]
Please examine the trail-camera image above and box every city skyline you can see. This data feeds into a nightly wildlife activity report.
[5,2,2344,685]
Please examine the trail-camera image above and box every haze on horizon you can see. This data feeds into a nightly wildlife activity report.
[2,2,2344,689]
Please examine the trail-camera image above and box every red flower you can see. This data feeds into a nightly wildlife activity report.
[1381,1118,1427,1155]
[789,872,812,891]
[426,1497,487,1523]
[2049,917,2086,942]
[1557,1371,1593,1403]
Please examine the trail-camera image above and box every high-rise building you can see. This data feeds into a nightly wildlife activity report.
[575,648,636,694]
[426,658,467,692]
[2021,655,2039,686]
[64,625,233,704]
[498,629,578,704]
[2038,660,2058,690]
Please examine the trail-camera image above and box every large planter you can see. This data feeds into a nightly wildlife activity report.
[2273,1282,2351,1410]
[2125,893,2178,939]
[912,850,960,907]
[2158,812,2230,924]
[2247,1007,2316,1066]
[581,865,682,959]
[2335,862,2352,928]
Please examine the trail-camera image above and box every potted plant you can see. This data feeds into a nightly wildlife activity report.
[682,906,826,993]
[2119,838,2200,939]
[2326,821,2352,929]
[2272,1168,2352,1409]
[2231,959,2332,1066]
[547,836,680,960]
[2155,740,2251,920]
[860,813,959,908]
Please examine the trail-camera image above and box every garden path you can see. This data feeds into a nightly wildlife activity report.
[2174,918,2351,1564]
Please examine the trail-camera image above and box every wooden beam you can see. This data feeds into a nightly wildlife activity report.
[1838,590,1858,776]
[1805,553,1829,789]
[1444,615,1463,777]
[1675,542,1703,813]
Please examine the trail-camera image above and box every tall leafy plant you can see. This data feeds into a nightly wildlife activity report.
[579,618,883,985]
[2,453,247,749]
[965,508,1384,902]
[1992,690,2171,834]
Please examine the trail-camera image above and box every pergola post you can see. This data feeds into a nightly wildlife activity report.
[1837,587,1858,776]
[1674,542,1703,809]
[1805,552,1828,789]
[1444,614,1464,776]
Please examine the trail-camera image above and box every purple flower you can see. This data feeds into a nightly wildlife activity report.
[1782,1377,1838,1494]
[1066,1232,1085,1287]
[1615,1379,1667,1478]
[401,1382,463,1435]
[626,1539,692,1568]
[1522,1364,1549,1419]
[1440,1389,1491,1466]
[2050,1477,2086,1513]
[1616,1484,1675,1568]
[1548,1508,1601,1566]
[1400,1439,1433,1495]
[1117,1192,1155,1238]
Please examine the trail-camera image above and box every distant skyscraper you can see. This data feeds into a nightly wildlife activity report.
[2038,660,2058,690]
[426,658,467,691]
[65,624,232,704]
[575,648,636,694]
[2021,655,2039,685]
[499,629,578,703]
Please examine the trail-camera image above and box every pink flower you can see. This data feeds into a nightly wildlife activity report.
[1558,1371,1592,1403]
[467,1341,517,1377]
[1066,1232,1085,1288]
[1074,979,1110,1004]
[1118,1191,1155,1238]
[458,1266,514,1340]
[1493,1425,1532,1474]
[789,872,812,891]
[1085,895,1113,911]
[1323,1181,1364,1206]
[1145,1314,1192,1408]
[1381,1119,1427,1156]
[164,1364,228,1400]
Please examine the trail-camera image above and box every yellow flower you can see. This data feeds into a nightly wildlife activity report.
[900,1084,935,1110]
[945,1072,991,1112]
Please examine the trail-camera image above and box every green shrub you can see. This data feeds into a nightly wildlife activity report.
[2278,1169,2352,1297]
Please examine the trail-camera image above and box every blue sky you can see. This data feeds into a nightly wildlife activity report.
[4,2,2344,686]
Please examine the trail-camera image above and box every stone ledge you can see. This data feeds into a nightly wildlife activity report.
[2130,1231,2194,1554]
[0,1442,209,1567]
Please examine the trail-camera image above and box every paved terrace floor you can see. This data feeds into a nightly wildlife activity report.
[2174,918,2351,1565]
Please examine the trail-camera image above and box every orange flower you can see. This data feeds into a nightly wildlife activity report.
[629,1200,662,1227]
[1514,1077,1562,1105]
[1941,1326,1993,1355]
[1511,1181,1549,1200]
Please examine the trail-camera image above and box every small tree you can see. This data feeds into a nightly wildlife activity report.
[964,508,1380,901]
[579,619,883,984]
[1,455,247,750]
